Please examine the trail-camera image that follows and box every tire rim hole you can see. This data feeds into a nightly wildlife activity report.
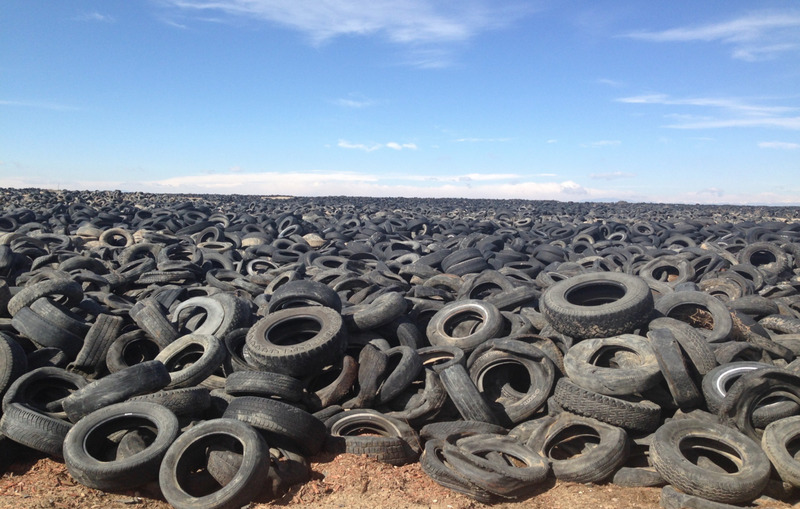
[175,434,243,496]
[589,345,640,369]
[85,416,158,462]
[443,310,485,338]
[679,437,742,473]
[545,425,600,461]
[564,282,626,307]
[266,317,322,346]
[669,304,715,330]
[750,250,777,266]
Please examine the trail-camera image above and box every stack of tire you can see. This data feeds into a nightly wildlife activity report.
[1,189,800,509]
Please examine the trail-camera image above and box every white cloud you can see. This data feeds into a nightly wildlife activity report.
[334,96,375,108]
[338,140,417,151]
[0,99,78,111]
[453,137,513,143]
[597,78,624,87]
[590,171,635,180]
[162,0,532,67]
[74,11,115,23]
[583,140,621,148]
[758,141,800,150]
[617,93,800,130]
[623,10,800,61]
[3,171,799,205]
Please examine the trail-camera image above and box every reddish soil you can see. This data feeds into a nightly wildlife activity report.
[1,448,795,509]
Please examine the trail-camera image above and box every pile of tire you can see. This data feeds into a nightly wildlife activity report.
[1,188,800,509]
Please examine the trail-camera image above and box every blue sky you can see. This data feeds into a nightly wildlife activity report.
[1,1,799,204]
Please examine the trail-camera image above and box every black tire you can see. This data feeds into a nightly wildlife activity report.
[129,298,179,348]
[439,363,499,425]
[376,345,423,405]
[702,361,798,428]
[155,333,226,389]
[0,332,27,398]
[127,387,211,417]
[762,415,800,488]
[563,334,661,396]
[654,290,733,343]
[225,370,304,401]
[62,360,171,422]
[222,395,326,455]
[325,408,421,465]
[159,418,269,509]
[442,434,548,497]
[244,306,346,377]
[303,354,358,411]
[419,438,496,504]
[467,339,555,425]
[0,401,72,457]
[553,378,661,433]
[2,366,89,420]
[648,317,717,377]
[345,291,407,332]
[11,306,85,358]
[650,418,770,504]
[268,279,342,313]
[63,401,180,490]
[7,279,83,317]
[525,412,629,483]
[426,299,504,352]
[419,420,508,442]
[105,329,163,373]
[541,272,654,340]
[718,367,800,440]
[648,328,703,409]
[68,313,124,379]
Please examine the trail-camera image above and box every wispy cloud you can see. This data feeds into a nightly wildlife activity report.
[758,141,799,150]
[617,93,800,130]
[623,10,800,61]
[583,140,621,148]
[597,78,624,87]
[453,137,513,143]
[334,94,375,108]
[161,0,532,67]
[74,11,115,23]
[337,139,417,151]
[590,171,635,180]
[0,99,78,111]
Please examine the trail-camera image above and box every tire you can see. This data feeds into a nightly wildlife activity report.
[648,328,703,409]
[155,333,226,389]
[648,317,717,377]
[159,418,269,509]
[11,306,85,358]
[718,367,800,440]
[62,360,171,422]
[0,401,72,458]
[105,329,163,373]
[702,361,798,428]
[420,439,496,504]
[650,418,770,504]
[2,366,89,420]
[553,378,661,433]
[419,420,508,442]
[426,299,504,352]
[525,412,629,483]
[222,395,326,455]
[563,334,661,396]
[244,306,346,377]
[466,339,555,425]
[68,313,124,379]
[7,279,83,317]
[654,290,733,343]
[129,298,179,348]
[345,291,407,332]
[63,401,180,490]
[439,363,499,425]
[540,272,654,340]
[376,345,423,405]
[442,434,548,497]
[224,370,304,401]
[325,408,421,465]
[762,415,800,487]
[303,354,358,410]
[0,332,27,399]
[267,279,342,313]
[127,387,211,417]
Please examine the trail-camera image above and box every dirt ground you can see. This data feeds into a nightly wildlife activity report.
[1,446,796,509]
